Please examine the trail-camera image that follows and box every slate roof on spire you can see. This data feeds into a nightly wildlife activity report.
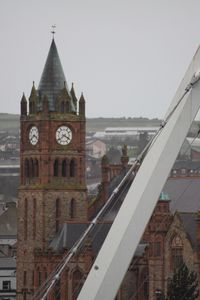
[38,39,73,111]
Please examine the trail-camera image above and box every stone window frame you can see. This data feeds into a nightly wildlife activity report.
[2,280,11,290]
[170,234,183,270]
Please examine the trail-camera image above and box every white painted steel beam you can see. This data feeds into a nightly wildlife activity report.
[78,46,200,300]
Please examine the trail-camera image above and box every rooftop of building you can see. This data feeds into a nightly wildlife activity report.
[0,257,16,269]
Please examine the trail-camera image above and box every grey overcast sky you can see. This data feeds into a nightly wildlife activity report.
[1,0,200,118]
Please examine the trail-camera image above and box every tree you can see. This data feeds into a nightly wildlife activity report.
[167,263,199,300]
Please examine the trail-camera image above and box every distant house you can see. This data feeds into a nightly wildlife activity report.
[170,160,200,178]
[86,139,106,158]
[0,202,17,236]
[0,202,17,299]
[0,257,16,300]
[178,137,200,160]
[93,126,159,141]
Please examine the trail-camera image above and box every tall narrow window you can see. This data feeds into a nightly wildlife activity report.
[72,269,83,300]
[23,292,27,300]
[30,158,34,177]
[25,159,29,178]
[38,270,42,286]
[62,159,67,177]
[154,242,161,256]
[32,271,34,287]
[69,198,76,219]
[154,235,162,257]
[23,271,27,286]
[70,159,76,177]
[35,159,39,177]
[54,159,59,177]
[171,235,183,270]
[33,198,36,239]
[24,198,28,240]
[56,198,60,232]
[44,269,47,280]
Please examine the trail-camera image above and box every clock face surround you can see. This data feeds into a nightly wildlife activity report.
[56,126,72,145]
[29,126,39,145]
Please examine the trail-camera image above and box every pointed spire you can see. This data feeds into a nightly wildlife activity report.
[61,81,71,99]
[79,92,85,102]
[38,39,72,111]
[70,82,78,112]
[30,81,37,97]
[21,93,27,103]
[79,93,85,116]
[20,93,27,116]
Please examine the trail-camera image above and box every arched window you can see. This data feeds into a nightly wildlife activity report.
[62,159,67,177]
[32,271,34,287]
[61,101,65,113]
[69,198,76,219]
[54,159,59,177]
[70,159,76,177]
[72,269,83,300]
[25,159,29,178]
[34,159,39,177]
[56,198,60,232]
[171,235,183,270]
[23,271,27,286]
[38,269,42,286]
[154,235,162,257]
[24,198,28,240]
[33,198,36,239]
[30,158,34,177]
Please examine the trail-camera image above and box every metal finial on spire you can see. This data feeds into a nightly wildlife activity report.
[51,24,56,38]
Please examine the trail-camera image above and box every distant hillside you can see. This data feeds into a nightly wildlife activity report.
[86,117,162,132]
[0,113,199,136]
[0,113,19,132]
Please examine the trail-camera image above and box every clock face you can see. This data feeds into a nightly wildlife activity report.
[29,126,39,145]
[56,126,72,145]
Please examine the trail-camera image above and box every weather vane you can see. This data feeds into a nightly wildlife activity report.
[51,24,56,37]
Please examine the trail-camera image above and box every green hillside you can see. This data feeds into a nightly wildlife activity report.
[0,113,198,136]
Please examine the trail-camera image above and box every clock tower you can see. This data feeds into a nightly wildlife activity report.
[17,38,87,299]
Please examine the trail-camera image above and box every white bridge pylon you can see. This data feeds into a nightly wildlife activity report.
[78,46,200,300]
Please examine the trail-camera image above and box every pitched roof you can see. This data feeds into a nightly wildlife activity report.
[49,222,111,254]
[38,39,74,111]
[163,178,200,212]
[49,222,147,258]
[0,257,16,269]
